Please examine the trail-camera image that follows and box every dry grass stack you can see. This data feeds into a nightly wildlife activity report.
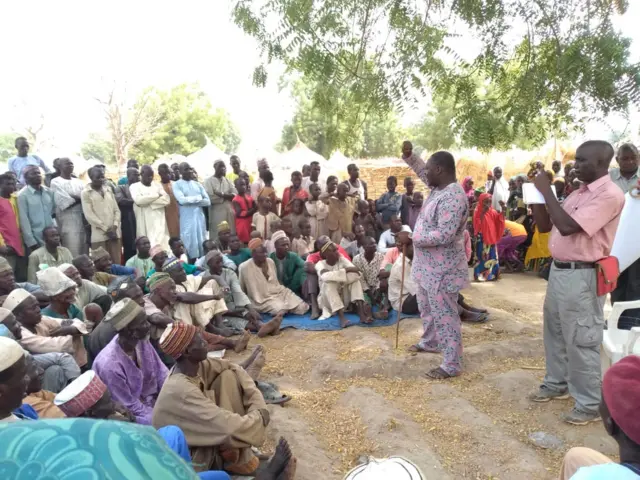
[359,165,414,198]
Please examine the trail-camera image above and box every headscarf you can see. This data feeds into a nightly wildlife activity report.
[473,193,505,245]
[461,176,473,194]
[217,221,231,232]
[159,322,198,359]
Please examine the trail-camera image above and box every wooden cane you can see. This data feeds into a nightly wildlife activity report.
[395,243,407,349]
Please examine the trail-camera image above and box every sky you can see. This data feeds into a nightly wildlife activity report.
[0,0,638,156]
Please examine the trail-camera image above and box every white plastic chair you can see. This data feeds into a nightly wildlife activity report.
[601,300,640,374]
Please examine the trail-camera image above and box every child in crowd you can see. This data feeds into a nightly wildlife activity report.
[305,183,328,238]
[292,218,314,259]
[231,177,256,244]
[284,198,307,235]
[252,196,280,240]
[325,183,358,244]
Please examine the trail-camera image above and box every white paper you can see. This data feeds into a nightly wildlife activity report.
[523,183,557,204]
[207,349,225,359]
[611,192,640,273]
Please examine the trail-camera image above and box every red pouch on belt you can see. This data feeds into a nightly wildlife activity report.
[595,256,619,296]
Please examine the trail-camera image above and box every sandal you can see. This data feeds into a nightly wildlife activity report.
[425,367,454,380]
[257,381,292,406]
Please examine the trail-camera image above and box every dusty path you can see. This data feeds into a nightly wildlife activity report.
[226,272,616,479]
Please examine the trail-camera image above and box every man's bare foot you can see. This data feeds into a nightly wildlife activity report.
[276,456,297,480]
[209,325,235,337]
[233,330,251,353]
[255,437,293,480]
[258,314,284,337]
[372,309,388,320]
[310,305,321,320]
[357,302,373,324]
[243,345,266,380]
[407,344,440,353]
[337,310,349,328]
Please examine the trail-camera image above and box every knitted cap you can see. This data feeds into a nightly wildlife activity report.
[147,272,173,292]
[104,298,143,331]
[36,267,77,297]
[0,257,12,274]
[248,238,263,251]
[159,322,198,359]
[90,247,110,262]
[0,337,24,373]
[3,288,33,312]
[162,257,182,272]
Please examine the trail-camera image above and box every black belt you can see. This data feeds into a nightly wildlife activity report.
[553,260,595,270]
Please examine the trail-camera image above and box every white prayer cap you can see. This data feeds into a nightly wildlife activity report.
[36,267,77,297]
[271,230,288,244]
[0,337,25,373]
[2,288,33,312]
[54,370,107,417]
[0,307,13,324]
[391,225,413,236]
[344,457,424,480]
[58,263,75,273]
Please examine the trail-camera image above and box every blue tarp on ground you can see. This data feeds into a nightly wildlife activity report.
[262,310,399,331]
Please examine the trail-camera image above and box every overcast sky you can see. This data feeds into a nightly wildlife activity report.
[0,0,638,156]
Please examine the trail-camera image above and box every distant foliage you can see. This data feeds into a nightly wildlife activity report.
[233,0,640,150]
[80,133,116,165]
[277,78,405,158]
[129,84,241,164]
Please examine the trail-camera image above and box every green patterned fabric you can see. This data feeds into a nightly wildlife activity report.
[0,418,199,479]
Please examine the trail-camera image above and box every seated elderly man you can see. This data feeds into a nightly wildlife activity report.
[0,337,29,422]
[91,246,136,278]
[388,238,418,315]
[352,236,386,314]
[206,250,263,335]
[92,298,168,425]
[268,230,306,297]
[27,225,74,283]
[73,254,115,287]
[4,287,89,368]
[316,240,371,327]
[0,307,80,393]
[0,256,48,307]
[303,235,351,319]
[162,257,235,337]
[239,238,309,335]
[144,272,250,358]
[59,262,112,314]
[153,323,269,475]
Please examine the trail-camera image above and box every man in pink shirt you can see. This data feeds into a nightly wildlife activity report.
[530,140,624,426]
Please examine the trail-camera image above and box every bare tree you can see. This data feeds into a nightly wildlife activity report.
[96,82,164,173]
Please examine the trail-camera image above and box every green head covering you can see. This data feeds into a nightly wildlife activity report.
[147,272,173,292]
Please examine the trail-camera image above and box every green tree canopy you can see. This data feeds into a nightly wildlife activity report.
[278,78,405,157]
[129,84,241,164]
[233,0,640,150]
[0,134,16,165]
[80,132,116,165]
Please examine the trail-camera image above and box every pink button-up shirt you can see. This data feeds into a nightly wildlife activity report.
[549,174,624,262]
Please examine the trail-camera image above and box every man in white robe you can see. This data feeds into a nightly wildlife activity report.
[315,241,371,327]
[130,165,171,251]
[50,158,87,257]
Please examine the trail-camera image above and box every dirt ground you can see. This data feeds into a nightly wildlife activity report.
[225,272,616,480]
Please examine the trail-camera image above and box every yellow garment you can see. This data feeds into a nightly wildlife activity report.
[0,194,19,246]
[525,226,551,263]
[505,220,526,237]
[227,172,254,184]
[24,390,66,418]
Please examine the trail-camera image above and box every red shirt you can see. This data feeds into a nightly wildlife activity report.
[307,245,351,264]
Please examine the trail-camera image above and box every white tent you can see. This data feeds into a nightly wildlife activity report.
[185,141,228,178]
[151,154,187,172]
[275,141,326,173]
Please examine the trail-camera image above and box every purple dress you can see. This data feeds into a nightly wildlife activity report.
[404,154,469,376]
[93,335,169,424]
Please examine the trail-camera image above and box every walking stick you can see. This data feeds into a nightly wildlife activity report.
[395,243,407,349]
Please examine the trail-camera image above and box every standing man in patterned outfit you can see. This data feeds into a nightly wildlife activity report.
[403,143,469,379]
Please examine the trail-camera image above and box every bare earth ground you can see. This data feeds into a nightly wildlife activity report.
[225,272,616,480]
